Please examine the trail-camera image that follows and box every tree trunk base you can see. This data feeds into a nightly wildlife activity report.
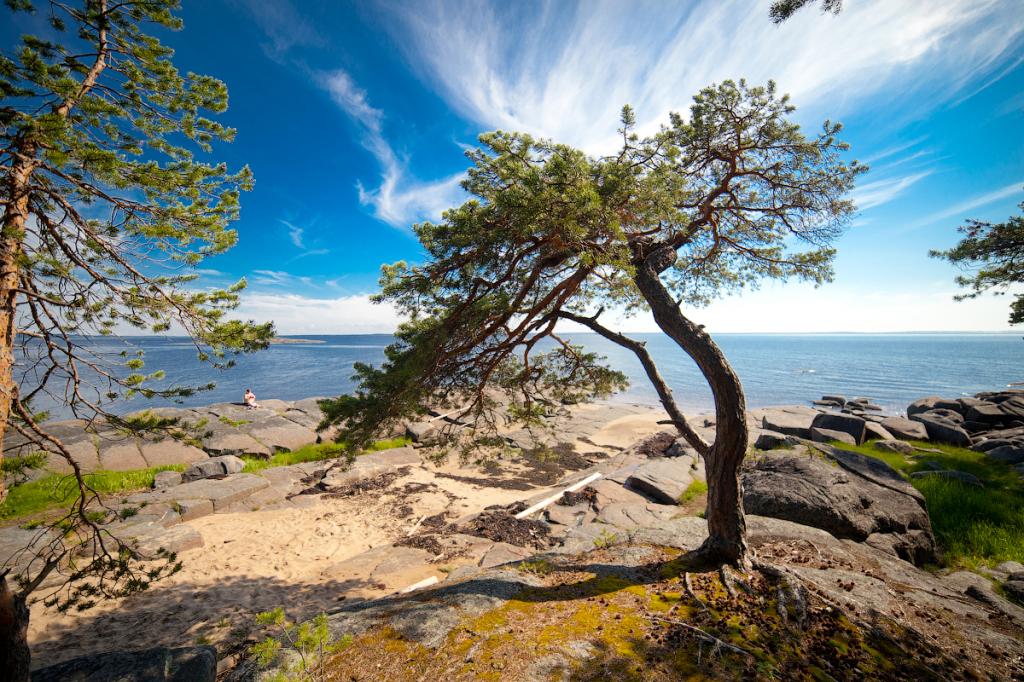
[0,571,31,682]
[674,536,752,573]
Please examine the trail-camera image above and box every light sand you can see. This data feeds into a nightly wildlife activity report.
[27,459,566,667]
[26,402,679,668]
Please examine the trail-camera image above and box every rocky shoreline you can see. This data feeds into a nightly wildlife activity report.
[4,389,1024,679]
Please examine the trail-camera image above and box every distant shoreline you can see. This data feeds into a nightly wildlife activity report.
[269,337,326,345]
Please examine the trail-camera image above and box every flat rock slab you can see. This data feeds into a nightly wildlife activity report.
[130,524,204,556]
[555,522,629,554]
[98,442,148,470]
[32,646,217,682]
[587,478,650,509]
[320,544,436,591]
[127,473,269,511]
[138,440,208,467]
[321,461,399,489]
[986,445,1024,464]
[326,568,545,650]
[624,459,694,505]
[200,430,271,458]
[544,502,594,526]
[596,502,678,530]
[756,405,819,439]
[175,498,214,522]
[241,417,318,452]
[478,542,534,568]
[45,438,101,473]
[864,422,895,441]
[629,516,710,550]
[357,446,421,467]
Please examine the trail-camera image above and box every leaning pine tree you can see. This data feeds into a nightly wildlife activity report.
[322,81,864,569]
[0,1,271,676]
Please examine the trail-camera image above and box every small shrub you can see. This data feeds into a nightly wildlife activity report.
[251,608,351,681]
[517,558,553,576]
[593,529,620,549]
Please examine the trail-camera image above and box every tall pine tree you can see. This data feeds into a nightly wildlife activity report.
[0,1,271,675]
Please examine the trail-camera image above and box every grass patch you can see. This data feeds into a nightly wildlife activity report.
[0,465,185,521]
[3,436,414,521]
[362,436,412,452]
[241,442,349,473]
[678,479,708,504]
[833,440,1024,568]
[218,415,250,428]
[240,437,413,473]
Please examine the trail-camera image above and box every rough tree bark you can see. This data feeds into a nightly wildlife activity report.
[0,6,109,677]
[634,246,750,567]
[0,571,31,681]
[0,137,35,508]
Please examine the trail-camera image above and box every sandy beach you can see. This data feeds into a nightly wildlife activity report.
[25,405,672,668]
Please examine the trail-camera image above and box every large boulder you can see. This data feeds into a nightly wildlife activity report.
[810,412,867,444]
[910,413,972,447]
[405,421,439,444]
[758,406,818,439]
[880,416,928,441]
[624,459,694,505]
[32,646,216,681]
[874,439,914,455]
[864,421,895,441]
[907,396,944,418]
[986,445,1024,465]
[181,455,245,482]
[810,427,856,445]
[742,448,937,565]
[753,430,799,450]
[967,397,1024,426]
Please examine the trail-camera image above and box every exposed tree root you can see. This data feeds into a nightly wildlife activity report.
[650,615,753,659]
[683,572,708,612]
[718,565,752,599]
[753,560,808,628]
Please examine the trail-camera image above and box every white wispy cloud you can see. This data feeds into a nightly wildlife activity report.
[228,0,325,59]
[385,0,1024,153]
[851,171,932,211]
[280,219,305,248]
[320,70,466,227]
[912,181,1024,229]
[235,293,403,334]
[252,269,313,288]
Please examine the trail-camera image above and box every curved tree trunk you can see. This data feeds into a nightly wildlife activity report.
[634,247,750,567]
[557,311,710,457]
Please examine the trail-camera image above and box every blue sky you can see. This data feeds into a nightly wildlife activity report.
[16,0,1024,333]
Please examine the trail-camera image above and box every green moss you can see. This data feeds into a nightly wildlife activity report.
[678,479,707,504]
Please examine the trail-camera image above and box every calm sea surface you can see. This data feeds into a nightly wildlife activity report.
[30,333,1024,419]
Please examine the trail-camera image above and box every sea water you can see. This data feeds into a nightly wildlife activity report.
[26,333,1023,420]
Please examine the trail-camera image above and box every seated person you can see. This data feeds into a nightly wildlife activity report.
[244,388,259,409]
